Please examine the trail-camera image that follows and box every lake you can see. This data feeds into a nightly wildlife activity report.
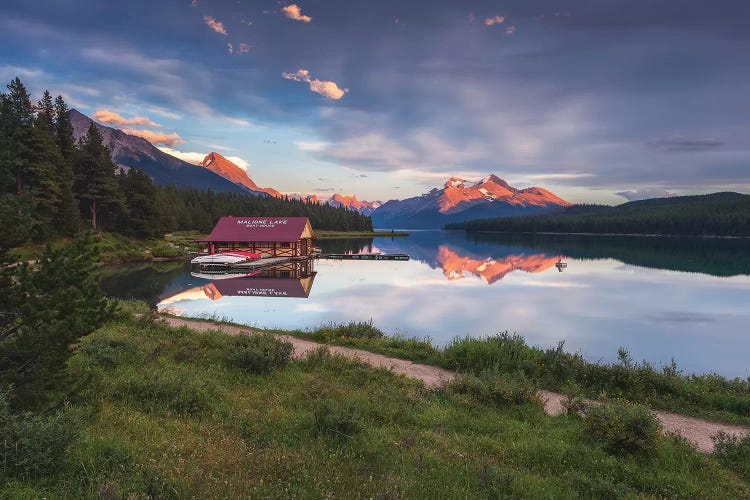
[101,231,750,378]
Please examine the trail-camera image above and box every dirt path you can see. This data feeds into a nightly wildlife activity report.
[161,316,748,453]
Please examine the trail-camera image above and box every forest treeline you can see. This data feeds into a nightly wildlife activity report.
[448,193,750,237]
[0,77,372,254]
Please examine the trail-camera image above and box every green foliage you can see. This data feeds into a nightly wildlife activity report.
[224,334,294,374]
[313,320,385,340]
[451,192,750,237]
[0,235,115,410]
[107,367,218,416]
[581,400,662,456]
[312,398,363,438]
[0,387,84,481]
[448,373,542,407]
[713,431,750,481]
[442,335,750,424]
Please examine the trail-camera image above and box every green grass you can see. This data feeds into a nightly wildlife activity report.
[266,322,750,426]
[3,315,748,498]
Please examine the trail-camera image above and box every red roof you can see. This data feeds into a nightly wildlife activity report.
[199,217,312,242]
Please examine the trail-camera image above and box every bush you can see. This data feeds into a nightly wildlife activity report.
[442,334,543,377]
[712,431,750,480]
[582,400,662,455]
[225,334,294,374]
[313,399,362,439]
[448,373,541,407]
[312,320,384,341]
[0,388,84,480]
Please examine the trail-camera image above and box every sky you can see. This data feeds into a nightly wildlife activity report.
[1,0,749,204]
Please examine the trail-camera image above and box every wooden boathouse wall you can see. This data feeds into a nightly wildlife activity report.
[198,217,315,258]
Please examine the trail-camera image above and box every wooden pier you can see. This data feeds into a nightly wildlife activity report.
[320,253,410,261]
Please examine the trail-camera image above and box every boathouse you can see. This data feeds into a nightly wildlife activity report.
[198,217,316,257]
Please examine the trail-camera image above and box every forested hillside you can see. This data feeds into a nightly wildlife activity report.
[448,193,750,237]
[0,77,371,255]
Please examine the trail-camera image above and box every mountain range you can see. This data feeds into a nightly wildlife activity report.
[70,109,265,196]
[372,175,570,228]
[72,109,569,224]
[327,194,382,216]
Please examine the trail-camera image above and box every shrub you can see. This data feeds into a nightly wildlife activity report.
[712,431,750,480]
[448,373,541,407]
[225,334,294,374]
[0,388,84,480]
[582,400,662,455]
[313,399,362,439]
[311,320,385,341]
[442,334,543,377]
[77,336,136,369]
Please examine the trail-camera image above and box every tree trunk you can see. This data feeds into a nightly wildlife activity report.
[90,200,97,230]
[16,171,21,195]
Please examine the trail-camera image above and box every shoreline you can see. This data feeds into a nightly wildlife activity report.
[457,229,750,240]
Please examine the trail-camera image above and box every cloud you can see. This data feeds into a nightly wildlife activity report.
[526,173,593,180]
[282,69,347,99]
[203,16,227,35]
[93,109,160,127]
[615,188,678,201]
[648,138,725,153]
[505,25,517,35]
[484,15,505,26]
[157,147,250,171]
[282,4,312,23]
[123,128,184,146]
[295,141,329,152]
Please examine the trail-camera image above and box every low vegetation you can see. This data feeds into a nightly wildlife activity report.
[286,327,750,425]
[3,313,749,497]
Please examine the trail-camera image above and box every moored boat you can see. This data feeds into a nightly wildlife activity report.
[190,251,262,265]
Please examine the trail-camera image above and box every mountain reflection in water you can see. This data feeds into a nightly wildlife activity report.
[101,231,750,377]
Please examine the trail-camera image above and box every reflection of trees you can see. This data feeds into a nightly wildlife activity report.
[317,238,375,255]
[99,262,189,304]
[465,233,750,277]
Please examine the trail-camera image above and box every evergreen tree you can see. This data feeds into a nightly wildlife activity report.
[5,78,35,195]
[75,123,124,230]
[53,95,80,234]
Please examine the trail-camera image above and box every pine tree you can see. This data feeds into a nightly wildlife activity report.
[75,123,124,230]
[53,95,80,235]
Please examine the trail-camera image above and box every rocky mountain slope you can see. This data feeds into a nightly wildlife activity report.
[70,110,264,195]
[200,152,281,197]
[372,174,570,228]
[327,193,382,215]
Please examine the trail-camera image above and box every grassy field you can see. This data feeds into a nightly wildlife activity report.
[3,311,749,498]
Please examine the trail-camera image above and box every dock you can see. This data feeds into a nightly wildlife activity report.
[320,253,410,261]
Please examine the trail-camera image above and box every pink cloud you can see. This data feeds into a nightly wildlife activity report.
[484,15,505,26]
[282,4,312,23]
[505,25,517,35]
[204,16,227,35]
[123,128,185,146]
[93,109,160,127]
[282,69,347,100]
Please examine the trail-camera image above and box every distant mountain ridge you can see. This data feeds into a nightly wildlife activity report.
[200,152,281,197]
[70,110,265,195]
[372,174,570,228]
[451,192,750,237]
[328,193,382,215]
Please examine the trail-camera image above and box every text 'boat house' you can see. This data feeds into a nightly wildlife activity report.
[198,217,316,257]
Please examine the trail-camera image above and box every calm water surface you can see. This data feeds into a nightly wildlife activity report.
[101,232,750,378]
